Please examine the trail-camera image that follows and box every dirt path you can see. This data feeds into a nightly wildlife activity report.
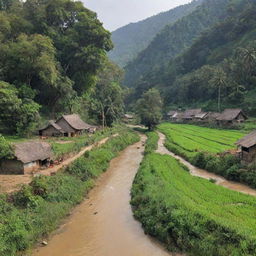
[0,135,118,194]
[33,135,179,256]
[157,132,256,197]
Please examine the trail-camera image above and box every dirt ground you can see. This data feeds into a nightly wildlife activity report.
[0,135,117,194]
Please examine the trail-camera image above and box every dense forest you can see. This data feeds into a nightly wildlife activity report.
[109,0,203,67]
[123,0,256,115]
[0,0,124,136]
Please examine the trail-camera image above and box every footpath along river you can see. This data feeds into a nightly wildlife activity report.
[33,135,181,256]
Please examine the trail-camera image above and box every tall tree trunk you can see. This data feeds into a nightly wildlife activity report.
[218,85,221,112]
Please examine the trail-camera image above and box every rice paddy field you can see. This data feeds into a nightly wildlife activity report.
[158,123,245,159]
[131,152,256,255]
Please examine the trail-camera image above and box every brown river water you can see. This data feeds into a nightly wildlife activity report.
[157,132,256,197]
[33,135,179,256]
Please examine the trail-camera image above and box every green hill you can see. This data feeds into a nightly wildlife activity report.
[124,0,232,87]
[108,0,203,67]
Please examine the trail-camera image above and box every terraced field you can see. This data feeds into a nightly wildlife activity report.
[158,123,245,159]
[132,152,256,255]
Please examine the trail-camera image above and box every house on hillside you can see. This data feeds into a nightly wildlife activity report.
[0,141,52,174]
[167,111,177,119]
[216,109,247,126]
[236,131,256,163]
[183,109,202,121]
[56,114,94,137]
[39,120,64,137]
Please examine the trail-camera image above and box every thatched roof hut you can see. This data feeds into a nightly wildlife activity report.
[0,141,52,174]
[183,109,202,120]
[195,112,208,120]
[217,109,247,124]
[39,120,64,137]
[236,131,256,162]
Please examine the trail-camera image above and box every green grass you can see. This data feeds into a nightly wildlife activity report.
[0,127,139,256]
[144,131,159,155]
[132,153,256,255]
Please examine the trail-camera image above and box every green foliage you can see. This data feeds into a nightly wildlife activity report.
[0,127,139,255]
[131,153,256,255]
[0,134,13,160]
[136,88,163,130]
[144,131,159,155]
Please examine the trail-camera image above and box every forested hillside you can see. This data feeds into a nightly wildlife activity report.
[124,0,232,87]
[126,0,256,115]
[108,0,203,67]
[0,0,124,136]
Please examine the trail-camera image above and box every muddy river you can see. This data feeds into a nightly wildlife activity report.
[33,135,178,256]
[157,132,256,197]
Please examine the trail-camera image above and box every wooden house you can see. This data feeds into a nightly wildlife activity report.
[236,131,256,163]
[195,112,208,121]
[216,109,247,125]
[204,112,220,122]
[0,141,52,174]
[123,114,134,123]
[183,109,202,121]
[39,120,64,137]
[56,114,92,137]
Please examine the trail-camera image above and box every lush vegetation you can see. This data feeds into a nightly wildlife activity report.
[0,0,126,136]
[136,88,163,130]
[144,131,159,155]
[0,135,14,160]
[125,0,256,116]
[0,127,139,256]
[159,123,256,188]
[109,0,202,67]
[131,152,256,255]
[124,0,231,88]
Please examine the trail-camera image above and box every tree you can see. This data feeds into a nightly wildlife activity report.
[209,68,228,112]
[0,81,40,135]
[0,135,13,160]
[136,88,163,130]
[87,61,124,128]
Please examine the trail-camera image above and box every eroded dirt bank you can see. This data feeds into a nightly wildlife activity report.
[157,132,256,197]
[33,135,177,256]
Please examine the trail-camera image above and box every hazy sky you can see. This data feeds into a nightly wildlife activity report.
[83,0,192,31]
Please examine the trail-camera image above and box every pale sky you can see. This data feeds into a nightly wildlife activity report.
[83,0,192,31]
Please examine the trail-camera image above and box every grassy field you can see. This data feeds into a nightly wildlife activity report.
[158,123,245,159]
[132,153,256,255]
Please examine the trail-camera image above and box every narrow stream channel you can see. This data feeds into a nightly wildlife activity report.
[33,135,178,256]
[157,132,256,197]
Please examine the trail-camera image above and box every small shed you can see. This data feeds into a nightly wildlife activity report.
[195,112,208,121]
[123,114,134,123]
[39,120,64,137]
[217,109,247,125]
[0,141,52,174]
[236,131,256,163]
[183,109,202,121]
[56,114,92,137]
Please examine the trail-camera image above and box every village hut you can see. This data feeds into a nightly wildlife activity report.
[167,111,176,119]
[0,141,52,174]
[216,109,247,125]
[39,120,64,137]
[56,114,93,137]
[183,109,202,121]
[194,112,208,121]
[236,131,256,163]
[204,112,220,122]
[123,114,134,123]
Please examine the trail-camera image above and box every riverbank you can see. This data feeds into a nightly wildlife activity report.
[131,131,256,256]
[0,127,139,256]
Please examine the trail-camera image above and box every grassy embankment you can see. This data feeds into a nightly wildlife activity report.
[0,126,139,256]
[131,146,256,255]
[158,123,256,188]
